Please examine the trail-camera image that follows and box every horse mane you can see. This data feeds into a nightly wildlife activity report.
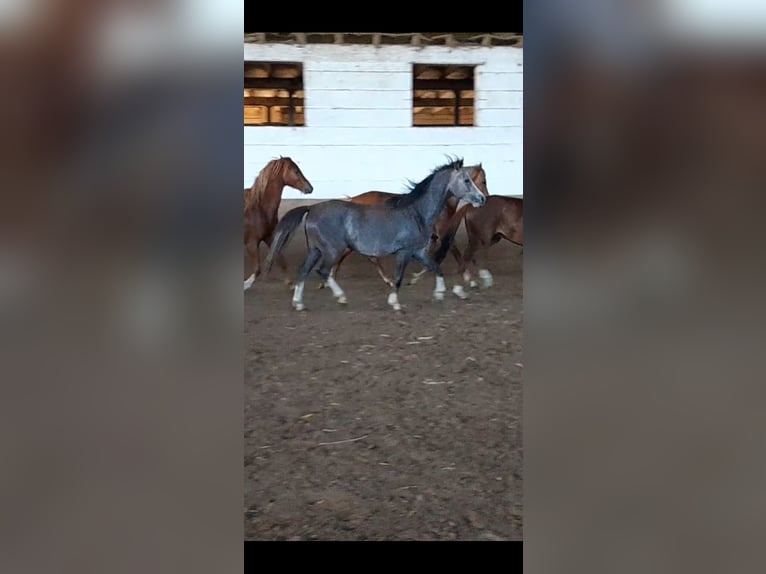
[244,157,292,212]
[386,156,464,208]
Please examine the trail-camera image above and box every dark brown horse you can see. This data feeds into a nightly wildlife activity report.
[450,195,523,288]
[321,164,489,288]
[244,157,313,291]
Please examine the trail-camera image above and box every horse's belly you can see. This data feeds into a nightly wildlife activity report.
[348,227,420,257]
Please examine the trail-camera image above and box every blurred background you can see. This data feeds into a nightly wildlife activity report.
[0,1,243,572]
[525,1,766,572]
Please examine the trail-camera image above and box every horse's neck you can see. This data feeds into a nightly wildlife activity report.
[260,177,285,219]
[411,176,451,227]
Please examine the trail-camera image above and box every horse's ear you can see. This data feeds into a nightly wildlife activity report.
[456,158,464,169]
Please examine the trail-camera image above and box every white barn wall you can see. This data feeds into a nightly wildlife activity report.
[244,43,523,200]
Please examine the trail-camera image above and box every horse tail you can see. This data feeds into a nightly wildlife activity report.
[264,205,311,275]
[433,203,473,264]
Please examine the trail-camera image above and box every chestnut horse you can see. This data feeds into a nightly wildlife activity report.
[244,157,313,291]
[321,164,489,288]
[445,195,523,289]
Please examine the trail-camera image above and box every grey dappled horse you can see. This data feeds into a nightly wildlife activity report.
[264,158,486,311]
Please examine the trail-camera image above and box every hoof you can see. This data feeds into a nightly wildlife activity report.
[433,292,445,301]
[387,292,402,311]
[337,295,348,305]
[293,302,305,311]
[469,280,478,289]
[243,274,255,291]
[452,285,468,299]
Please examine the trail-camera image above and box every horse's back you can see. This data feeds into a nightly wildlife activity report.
[348,191,397,204]
[305,198,422,255]
[308,199,396,223]
[481,195,522,218]
[465,195,522,240]
[501,196,523,219]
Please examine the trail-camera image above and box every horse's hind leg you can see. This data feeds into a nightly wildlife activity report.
[370,257,395,288]
[315,252,348,305]
[387,251,411,311]
[293,247,321,311]
[264,233,293,288]
[319,248,351,290]
[450,243,463,270]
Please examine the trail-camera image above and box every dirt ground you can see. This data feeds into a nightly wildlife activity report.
[244,215,523,541]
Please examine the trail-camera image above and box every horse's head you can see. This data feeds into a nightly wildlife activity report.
[447,160,485,207]
[470,163,490,197]
[281,157,314,194]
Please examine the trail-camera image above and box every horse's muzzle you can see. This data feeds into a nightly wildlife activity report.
[469,193,486,207]
[302,184,314,194]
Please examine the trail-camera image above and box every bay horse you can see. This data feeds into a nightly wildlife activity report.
[243,157,313,291]
[264,158,486,312]
[321,164,489,288]
[443,195,523,289]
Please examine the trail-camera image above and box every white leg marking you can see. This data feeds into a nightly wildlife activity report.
[463,271,472,284]
[452,284,468,299]
[292,281,305,311]
[387,291,402,311]
[243,274,255,291]
[434,276,446,301]
[409,268,427,285]
[326,276,347,304]
[479,269,494,288]
[376,267,394,287]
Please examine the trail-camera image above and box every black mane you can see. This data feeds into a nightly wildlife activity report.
[386,156,464,208]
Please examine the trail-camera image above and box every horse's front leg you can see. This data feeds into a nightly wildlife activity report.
[409,233,439,285]
[478,243,494,288]
[244,238,260,291]
[413,248,467,301]
[461,235,480,289]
